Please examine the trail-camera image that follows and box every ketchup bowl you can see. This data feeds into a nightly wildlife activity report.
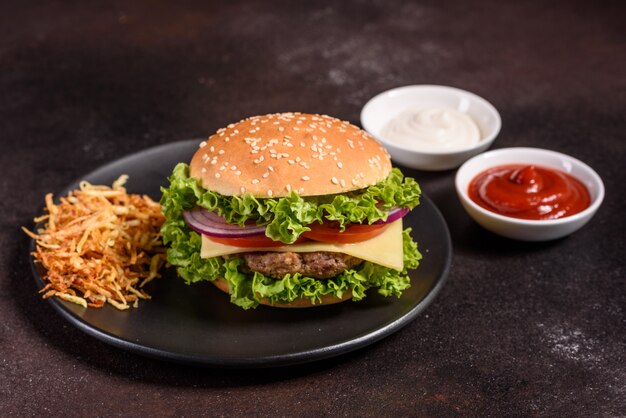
[361,85,501,171]
[455,147,604,241]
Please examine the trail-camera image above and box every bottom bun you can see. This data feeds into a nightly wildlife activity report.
[211,278,353,308]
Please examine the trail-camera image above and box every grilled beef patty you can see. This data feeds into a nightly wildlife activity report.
[236,251,364,279]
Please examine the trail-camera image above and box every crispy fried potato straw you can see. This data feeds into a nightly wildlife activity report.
[23,175,167,310]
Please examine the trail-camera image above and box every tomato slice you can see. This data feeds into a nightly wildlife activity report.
[207,234,309,248]
[302,222,390,244]
[206,223,389,247]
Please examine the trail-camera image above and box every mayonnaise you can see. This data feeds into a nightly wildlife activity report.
[381,107,481,152]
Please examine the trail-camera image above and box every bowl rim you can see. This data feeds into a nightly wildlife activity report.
[360,84,502,155]
[455,147,605,226]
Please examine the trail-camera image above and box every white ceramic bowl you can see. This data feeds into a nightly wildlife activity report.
[360,85,501,171]
[455,147,604,241]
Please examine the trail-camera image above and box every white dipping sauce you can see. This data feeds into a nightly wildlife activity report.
[381,107,481,152]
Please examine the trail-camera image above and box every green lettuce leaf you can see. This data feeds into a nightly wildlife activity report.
[160,163,421,244]
[159,163,423,309]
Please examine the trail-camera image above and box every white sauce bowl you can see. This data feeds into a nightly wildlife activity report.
[455,147,605,241]
[361,85,501,171]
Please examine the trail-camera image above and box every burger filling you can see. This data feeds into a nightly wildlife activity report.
[160,163,422,309]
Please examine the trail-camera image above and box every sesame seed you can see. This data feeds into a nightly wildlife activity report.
[331,177,339,185]
[268,166,274,172]
[218,150,225,155]
[230,166,237,171]
[300,142,306,147]
[215,173,221,178]
[235,171,241,176]
[301,176,310,181]
[240,186,246,194]
[267,189,273,197]
[340,179,346,187]
[210,146,215,152]
[262,172,270,179]
[278,127,284,132]
[211,159,218,165]
[252,179,260,184]
[201,168,207,173]
[337,161,343,168]
[288,159,295,165]
[199,141,207,148]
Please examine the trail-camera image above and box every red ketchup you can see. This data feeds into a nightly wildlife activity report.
[468,164,591,220]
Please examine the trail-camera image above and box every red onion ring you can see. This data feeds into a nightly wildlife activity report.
[182,206,410,238]
[182,207,266,238]
[373,206,410,224]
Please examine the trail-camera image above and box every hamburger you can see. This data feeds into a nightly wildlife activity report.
[160,113,422,309]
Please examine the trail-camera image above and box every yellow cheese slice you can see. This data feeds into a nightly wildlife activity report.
[201,219,404,271]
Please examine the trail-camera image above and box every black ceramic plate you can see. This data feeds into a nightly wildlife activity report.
[29,140,452,368]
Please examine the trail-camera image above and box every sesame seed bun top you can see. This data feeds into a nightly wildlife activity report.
[189,112,392,198]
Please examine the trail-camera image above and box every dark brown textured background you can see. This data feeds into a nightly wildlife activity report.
[2,1,625,416]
